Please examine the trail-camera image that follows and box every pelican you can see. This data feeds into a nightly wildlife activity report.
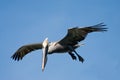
[11,23,107,71]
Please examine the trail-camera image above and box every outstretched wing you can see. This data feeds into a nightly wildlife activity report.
[59,23,107,46]
[11,43,43,61]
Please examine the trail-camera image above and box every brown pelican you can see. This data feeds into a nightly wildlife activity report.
[11,23,107,71]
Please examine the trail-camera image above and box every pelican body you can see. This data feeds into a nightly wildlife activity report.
[11,23,107,71]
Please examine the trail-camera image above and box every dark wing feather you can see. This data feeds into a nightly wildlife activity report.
[59,23,107,45]
[11,43,43,61]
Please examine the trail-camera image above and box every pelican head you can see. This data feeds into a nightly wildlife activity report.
[42,38,48,48]
[42,38,49,71]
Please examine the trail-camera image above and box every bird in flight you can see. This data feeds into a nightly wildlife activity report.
[11,23,107,71]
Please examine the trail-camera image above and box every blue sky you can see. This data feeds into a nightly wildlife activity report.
[0,0,120,80]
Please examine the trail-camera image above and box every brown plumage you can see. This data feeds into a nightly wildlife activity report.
[11,23,107,71]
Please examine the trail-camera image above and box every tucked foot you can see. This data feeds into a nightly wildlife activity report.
[68,52,77,60]
[77,54,84,63]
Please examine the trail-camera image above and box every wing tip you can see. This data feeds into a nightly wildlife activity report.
[89,22,108,32]
[11,52,23,61]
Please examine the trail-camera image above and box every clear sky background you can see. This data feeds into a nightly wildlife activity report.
[0,0,120,80]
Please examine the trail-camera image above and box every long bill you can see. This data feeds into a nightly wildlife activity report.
[42,46,48,71]
[42,38,49,72]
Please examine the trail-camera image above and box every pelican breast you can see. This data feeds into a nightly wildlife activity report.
[48,42,67,54]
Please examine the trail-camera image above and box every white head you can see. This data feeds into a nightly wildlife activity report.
[42,38,49,48]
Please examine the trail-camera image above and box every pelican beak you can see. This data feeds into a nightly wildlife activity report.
[42,38,48,72]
